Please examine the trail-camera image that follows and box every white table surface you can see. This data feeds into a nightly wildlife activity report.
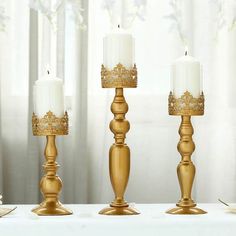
[0,204,235,236]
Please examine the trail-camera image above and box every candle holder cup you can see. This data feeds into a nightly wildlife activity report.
[32,111,72,216]
[166,91,207,215]
[99,63,139,215]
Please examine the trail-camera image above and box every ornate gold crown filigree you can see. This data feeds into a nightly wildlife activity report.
[168,91,204,116]
[32,111,68,136]
[101,63,137,88]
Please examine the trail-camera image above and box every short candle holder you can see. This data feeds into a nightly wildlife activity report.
[166,91,206,214]
[99,63,139,215]
[32,111,72,216]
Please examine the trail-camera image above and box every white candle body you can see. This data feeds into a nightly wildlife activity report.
[103,29,134,69]
[172,55,201,98]
[33,74,65,118]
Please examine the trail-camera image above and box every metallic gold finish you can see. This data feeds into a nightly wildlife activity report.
[32,111,71,216]
[169,91,204,116]
[99,88,139,215]
[166,206,206,215]
[167,91,206,214]
[166,115,207,215]
[32,111,68,136]
[32,135,72,216]
[101,63,137,88]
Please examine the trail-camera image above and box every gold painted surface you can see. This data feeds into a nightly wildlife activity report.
[99,206,139,216]
[101,64,137,88]
[32,135,72,216]
[169,91,204,116]
[32,111,68,136]
[99,88,139,215]
[166,207,206,215]
[166,116,206,215]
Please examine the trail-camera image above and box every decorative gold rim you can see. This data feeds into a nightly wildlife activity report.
[101,63,137,88]
[168,91,204,116]
[32,111,68,136]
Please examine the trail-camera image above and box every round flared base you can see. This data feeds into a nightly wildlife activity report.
[166,206,207,215]
[32,201,72,216]
[99,205,140,215]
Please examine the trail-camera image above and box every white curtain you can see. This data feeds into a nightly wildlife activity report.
[0,0,88,204]
[0,0,236,205]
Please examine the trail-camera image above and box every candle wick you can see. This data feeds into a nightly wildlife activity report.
[118,24,120,28]
[47,70,50,75]
[185,51,188,56]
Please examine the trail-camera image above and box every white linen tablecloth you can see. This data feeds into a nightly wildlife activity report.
[0,204,235,236]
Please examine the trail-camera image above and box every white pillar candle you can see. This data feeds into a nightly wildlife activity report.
[103,27,135,69]
[33,72,65,118]
[172,53,201,98]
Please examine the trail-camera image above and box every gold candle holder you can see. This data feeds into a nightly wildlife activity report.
[99,63,139,215]
[166,91,207,214]
[32,111,72,216]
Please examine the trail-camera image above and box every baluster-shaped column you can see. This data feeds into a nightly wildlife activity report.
[99,88,139,215]
[177,116,196,208]
[32,111,72,216]
[167,91,206,214]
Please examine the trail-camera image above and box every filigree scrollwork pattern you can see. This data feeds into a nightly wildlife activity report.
[168,91,204,116]
[32,111,68,136]
[101,63,137,88]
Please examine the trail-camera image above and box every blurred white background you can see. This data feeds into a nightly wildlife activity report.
[0,0,236,204]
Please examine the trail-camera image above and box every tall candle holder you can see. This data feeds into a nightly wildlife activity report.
[32,111,72,216]
[99,63,139,215]
[166,91,207,215]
